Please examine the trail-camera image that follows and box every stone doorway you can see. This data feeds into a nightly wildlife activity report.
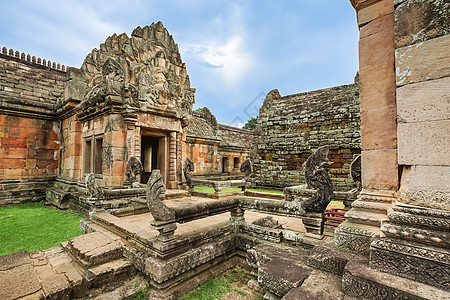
[222,156,228,173]
[141,136,160,184]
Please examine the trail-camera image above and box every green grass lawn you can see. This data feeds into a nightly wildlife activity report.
[0,202,85,256]
[194,186,242,193]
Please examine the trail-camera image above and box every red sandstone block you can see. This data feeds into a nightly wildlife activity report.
[1,148,28,159]
[357,0,393,26]
[3,169,22,178]
[112,161,126,176]
[40,139,60,150]
[1,138,27,148]
[25,159,37,169]
[112,131,125,145]
[0,115,6,126]
[0,158,26,169]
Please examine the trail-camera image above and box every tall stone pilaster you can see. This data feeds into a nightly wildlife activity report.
[335,0,398,254]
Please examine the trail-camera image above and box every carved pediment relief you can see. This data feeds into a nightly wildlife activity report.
[76,21,195,119]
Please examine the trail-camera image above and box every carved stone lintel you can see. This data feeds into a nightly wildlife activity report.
[301,146,333,213]
[183,157,194,189]
[125,156,143,187]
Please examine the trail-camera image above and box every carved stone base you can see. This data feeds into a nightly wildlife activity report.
[334,189,394,254]
[334,221,377,254]
[370,203,450,291]
[343,261,449,300]
[371,238,450,291]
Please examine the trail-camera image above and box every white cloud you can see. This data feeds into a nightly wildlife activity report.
[184,35,253,88]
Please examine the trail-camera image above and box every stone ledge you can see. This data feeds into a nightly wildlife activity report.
[343,261,450,300]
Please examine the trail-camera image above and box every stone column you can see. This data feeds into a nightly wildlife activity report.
[335,0,398,254]
[369,0,450,290]
[168,131,177,189]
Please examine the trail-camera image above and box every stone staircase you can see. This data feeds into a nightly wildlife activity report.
[246,241,449,300]
[0,231,144,300]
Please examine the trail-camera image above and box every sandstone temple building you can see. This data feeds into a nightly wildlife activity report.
[0,0,449,299]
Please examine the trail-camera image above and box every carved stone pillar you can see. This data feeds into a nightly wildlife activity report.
[335,0,397,254]
[167,131,177,189]
[122,110,138,158]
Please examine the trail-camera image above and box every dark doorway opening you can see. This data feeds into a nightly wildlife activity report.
[141,136,159,184]
[222,157,228,173]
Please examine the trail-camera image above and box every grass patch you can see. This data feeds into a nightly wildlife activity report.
[0,202,84,256]
[328,200,344,208]
[181,277,232,300]
[194,186,242,193]
[180,267,252,300]
[248,188,283,194]
[130,286,152,300]
[193,186,284,194]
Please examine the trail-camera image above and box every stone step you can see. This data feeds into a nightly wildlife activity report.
[344,209,389,226]
[282,269,344,300]
[247,244,312,298]
[307,244,368,275]
[64,232,123,268]
[84,258,136,289]
[350,200,391,212]
[342,261,450,300]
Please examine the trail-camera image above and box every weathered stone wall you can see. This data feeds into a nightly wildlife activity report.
[0,52,66,205]
[185,137,219,175]
[253,84,360,191]
[394,0,450,210]
[186,109,220,175]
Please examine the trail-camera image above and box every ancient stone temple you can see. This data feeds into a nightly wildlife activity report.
[0,1,449,299]
[0,22,252,208]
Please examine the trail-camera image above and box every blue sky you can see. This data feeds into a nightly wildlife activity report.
[0,0,359,127]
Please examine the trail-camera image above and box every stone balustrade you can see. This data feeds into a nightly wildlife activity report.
[1,46,67,71]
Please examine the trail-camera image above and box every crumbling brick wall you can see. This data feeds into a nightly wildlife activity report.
[252,83,360,191]
[0,51,65,205]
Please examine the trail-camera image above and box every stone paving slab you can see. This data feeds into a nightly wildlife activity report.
[0,261,41,300]
[0,250,31,271]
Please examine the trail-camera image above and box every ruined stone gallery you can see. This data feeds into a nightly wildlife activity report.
[0,0,449,299]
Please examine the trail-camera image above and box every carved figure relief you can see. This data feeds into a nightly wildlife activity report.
[240,158,253,181]
[85,173,104,199]
[77,22,195,119]
[125,156,143,187]
[183,157,195,189]
[301,146,333,213]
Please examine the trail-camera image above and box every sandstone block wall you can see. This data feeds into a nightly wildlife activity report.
[186,137,219,175]
[218,124,253,174]
[186,109,253,176]
[253,84,360,191]
[394,0,450,210]
[0,52,66,205]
